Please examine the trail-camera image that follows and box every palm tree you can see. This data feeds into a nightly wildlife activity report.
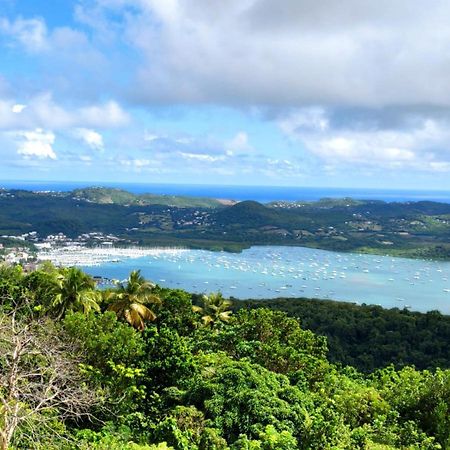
[52,267,101,319]
[193,292,233,328]
[107,270,161,331]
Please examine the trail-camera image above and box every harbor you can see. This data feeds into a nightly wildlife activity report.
[37,245,450,314]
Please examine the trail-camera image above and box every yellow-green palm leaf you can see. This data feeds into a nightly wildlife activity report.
[193,292,233,328]
[107,270,160,330]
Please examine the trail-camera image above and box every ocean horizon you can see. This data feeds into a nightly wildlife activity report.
[2,179,450,204]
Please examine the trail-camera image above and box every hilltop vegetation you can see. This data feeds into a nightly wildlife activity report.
[1,187,450,258]
[71,187,226,208]
[1,264,450,449]
[237,297,450,372]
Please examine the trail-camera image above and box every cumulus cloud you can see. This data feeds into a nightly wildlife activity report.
[278,109,450,172]
[72,0,450,108]
[15,128,56,159]
[78,101,129,128]
[144,132,159,142]
[4,2,450,184]
[5,2,450,111]
[75,128,104,150]
[11,104,26,113]
[117,157,166,174]
[179,152,225,162]
[225,132,252,156]
[0,16,48,52]
[264,158,304,178]
[0,93,129,130]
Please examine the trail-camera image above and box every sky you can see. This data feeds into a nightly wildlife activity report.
[2,1,450,189]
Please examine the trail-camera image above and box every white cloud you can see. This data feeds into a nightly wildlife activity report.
[0,17,48,52]
[0,93,129,131]
[179,152,225,162]
[117,157,166,173]
[265,158,304,177]
[279,109,450,172]
[78,101,129,128]
[225,132,252,156]
[78,0,450,108]
[144,132,159,142]
[132,159,151,167]
[11,104,26,114]
[16,128,56,159]
[75,128,104,150]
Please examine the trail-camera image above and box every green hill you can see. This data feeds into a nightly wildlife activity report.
[2,265,450,449]
[214,200,284,227]
[71,187,226,208]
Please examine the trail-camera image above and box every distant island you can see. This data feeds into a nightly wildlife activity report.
[1,186,450,261]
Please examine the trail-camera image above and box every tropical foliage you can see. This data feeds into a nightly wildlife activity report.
[192,292,233,327]
[237,297,450,372]
[52,266,101,319]
[1,264,450,449]
[107,270,161,330]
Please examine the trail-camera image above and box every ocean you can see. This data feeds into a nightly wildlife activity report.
[1,180,450,203]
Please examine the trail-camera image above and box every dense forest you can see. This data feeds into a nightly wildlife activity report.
[1,264,450,449]
[2,187,450,258]
[236,297,450,372]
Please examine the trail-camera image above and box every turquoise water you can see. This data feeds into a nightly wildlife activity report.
[82,246,450,313]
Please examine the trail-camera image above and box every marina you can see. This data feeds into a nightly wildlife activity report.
[38,245,450,314]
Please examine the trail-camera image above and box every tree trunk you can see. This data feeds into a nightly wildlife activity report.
[0,432,9,450]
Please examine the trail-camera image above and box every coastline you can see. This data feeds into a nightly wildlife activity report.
[36,241,450,266]
[37,245,189,267]
[36,244,450,316]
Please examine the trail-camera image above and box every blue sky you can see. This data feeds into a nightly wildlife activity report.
[1,0,450,188]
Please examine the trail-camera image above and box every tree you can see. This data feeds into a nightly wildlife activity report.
[0,310,100,450]
[231,425,298,450]
[0,265,28,310]
[185,353,344,448]
[63,311,146,415]
[22,266,60,313]
[192,292,232,328]
[108,270,161,331]
[143,327,198,391]
[52,267,100,320]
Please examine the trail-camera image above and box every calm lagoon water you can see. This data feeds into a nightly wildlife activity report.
[80,246,450,314]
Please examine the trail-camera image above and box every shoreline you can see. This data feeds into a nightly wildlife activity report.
[37,245,189,267]
[36,242,447,267]
[36,244,450,314]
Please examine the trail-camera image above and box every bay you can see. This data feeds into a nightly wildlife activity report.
[72,246,450,314]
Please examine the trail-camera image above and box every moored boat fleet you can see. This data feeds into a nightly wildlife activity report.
[36,246,450,312]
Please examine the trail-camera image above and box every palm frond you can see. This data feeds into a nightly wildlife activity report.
[130,303,156,321]
[127,308,145,331]
[201,315,214,326]
[219,311,232,322]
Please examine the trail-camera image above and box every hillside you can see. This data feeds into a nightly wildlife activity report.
[71,187,227,208]
[1,188,450,258]
[214,200,286,227]
[237,297,450,372]
[1,265,450,449]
